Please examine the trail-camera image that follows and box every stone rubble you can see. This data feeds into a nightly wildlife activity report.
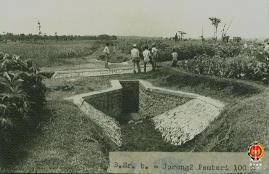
[74,97,122,147]
[153,99,224,145]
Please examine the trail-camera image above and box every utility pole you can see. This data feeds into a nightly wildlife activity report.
[37,21,42,35]
[201,26,205,42]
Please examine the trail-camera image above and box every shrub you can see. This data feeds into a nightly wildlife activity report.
[0,52,46,164]
[178,54,269,83]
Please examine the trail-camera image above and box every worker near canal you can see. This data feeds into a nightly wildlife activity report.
[151,43,158,71]
[103,43,110,69]
[171,48,178,67]
[131,44,141,73]
[142,45,151,73]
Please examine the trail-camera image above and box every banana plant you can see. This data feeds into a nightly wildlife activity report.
[0,72,29,120]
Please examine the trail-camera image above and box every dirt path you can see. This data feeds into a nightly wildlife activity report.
[44,57,152,78]
[41,58,132,72]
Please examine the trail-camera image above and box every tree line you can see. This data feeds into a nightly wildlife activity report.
[0,33,117,42]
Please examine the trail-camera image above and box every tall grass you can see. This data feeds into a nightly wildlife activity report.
[0,40,99,67]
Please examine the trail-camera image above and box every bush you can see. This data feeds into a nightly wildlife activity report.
[0,52,46,164]
[178,54,269,83]
[158,43,242,62]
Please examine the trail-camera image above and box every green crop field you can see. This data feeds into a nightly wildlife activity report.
[0,40,99,67]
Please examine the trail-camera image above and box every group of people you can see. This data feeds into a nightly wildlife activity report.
[130,44,158,73]
[103,43,179,72]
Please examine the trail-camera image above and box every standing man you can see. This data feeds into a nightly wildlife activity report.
[103,43,110,69]
[131,44,141,73]
[171,48,178,67]
[151,43,158,71]
[142,45,151,73]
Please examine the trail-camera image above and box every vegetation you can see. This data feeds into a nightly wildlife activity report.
[179,54,269,83]
[209,17,221,40]
[178,43,269,83]
[114,38,242,61]
[113,37,268,84]
[177,31,187,41]
[147,68,268,152]
[0,52,46,166]
[0,40,100,67]
[190,92,268,152]
[0,33,117,42]
[1,66,267,172]
[0,101,112,173]
[0,36,268,172]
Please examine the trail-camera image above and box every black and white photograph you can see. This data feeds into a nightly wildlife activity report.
[0,0,268,173]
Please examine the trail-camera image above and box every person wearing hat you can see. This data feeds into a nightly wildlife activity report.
[142,45,151,73]
[151,43,158,71]
[131,44,141,73]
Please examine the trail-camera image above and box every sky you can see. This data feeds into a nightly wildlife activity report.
[0,0,269,38]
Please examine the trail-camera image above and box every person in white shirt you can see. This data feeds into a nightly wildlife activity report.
[151,44,158,71]
[171,48,178,67]
[142,46,151,73]
[103,43,110,68]
[243,43,248,49]
[131,44,141,73]
[264,42,269,61]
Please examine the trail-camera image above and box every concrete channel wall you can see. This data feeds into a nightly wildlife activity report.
[65,80,225,146]
[65,80,123,146]
[83,88,123,120]
[119,81,139,113]
[80,80,192,120]
[138,81,192,119]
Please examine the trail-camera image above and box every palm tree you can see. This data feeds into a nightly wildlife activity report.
[209,17,221,40]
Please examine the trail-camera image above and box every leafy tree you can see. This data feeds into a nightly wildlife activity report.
[233,37,242,43]
[178,31,187,41]
[0,52,46,163]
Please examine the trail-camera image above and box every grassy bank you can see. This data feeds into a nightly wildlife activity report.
[0,100,113,173]
[50,67,266,152]
[187,92,269,152]
[144,68,268,152]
